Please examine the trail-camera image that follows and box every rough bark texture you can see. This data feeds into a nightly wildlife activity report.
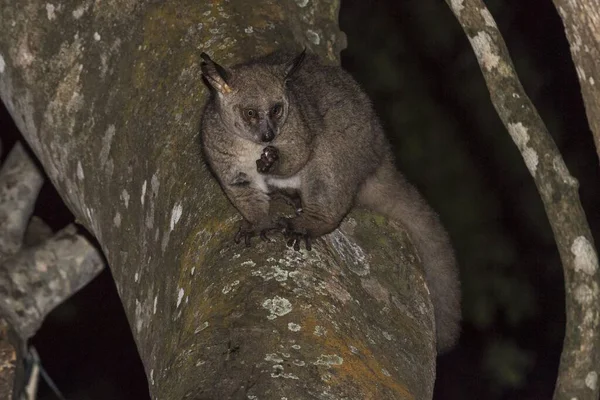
[446,1,600,400]
[0,141,104,398]
[0,143,43,261]
[0,1,438,399]
[0,319,17,400]
[552,0,600,163]
[0,140,105,343]
[0,224,104,339]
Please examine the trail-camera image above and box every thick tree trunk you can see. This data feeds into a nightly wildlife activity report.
[0,0,437,398]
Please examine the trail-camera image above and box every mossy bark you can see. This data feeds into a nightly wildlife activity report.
[0,0,436,398]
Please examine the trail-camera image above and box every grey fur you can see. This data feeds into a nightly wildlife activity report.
[200,50,461,352]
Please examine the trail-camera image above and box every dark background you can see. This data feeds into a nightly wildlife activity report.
[1,0,599,399]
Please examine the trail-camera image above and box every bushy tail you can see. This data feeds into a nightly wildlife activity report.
[357,159,461,352]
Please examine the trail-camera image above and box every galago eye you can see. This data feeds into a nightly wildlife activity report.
[270,103,283,118]
[242,108,257,121]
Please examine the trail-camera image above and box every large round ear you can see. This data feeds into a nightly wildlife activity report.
[200,53,233,95]
[284,48,306,82]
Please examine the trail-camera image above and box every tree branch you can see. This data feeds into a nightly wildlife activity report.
[446,1,600,399]
[0,143,43,261]
[551,0,600,163]
[0,224,104,340]
[0,1,439,398]
[0,319,17,400]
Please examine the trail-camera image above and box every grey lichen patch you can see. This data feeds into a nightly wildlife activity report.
[306,29,320,45]
[135,299,143,332]
[507,122,538,175]
[313,354,343,367]
[221,280,240,294]
[176,287,184,308]
[194,321,209,334]
[479,8,496,28]
[574,284,596,305]
[100,124,116,167]
[264,353,284,363]
[450,0,464,14]
[313,325,327,337]
[586,371,598,390]
[521,148,539,175]
[0,53,5,73]
[170,203,183,231]
[251,262,289,282]
[46,3,57,20]
[113,212,121,227]
[15,35,35,69]
[160,230,170,253]
[288,322,301,332]
[145,173,160,229]
[120,189,130,208]
[134,289,155,335]
[72,1,91,19]
[141,180,147,206]
[576,65,587,81]
[326,230,369,276]
[262,296,292,320]
[571,236,599,276]
[468,31,500,72]
[240,260,256,268]
[271,364,299,380]
[295,0,309,7]
[76,161,84,180]
[571,30,583,53]
[553,156,578,187]
[98,38,122,79]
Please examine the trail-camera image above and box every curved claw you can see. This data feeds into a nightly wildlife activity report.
[234,229,243,244]
[234,222,255,247]
[260,230,272,242]
[235,222,279,247]
[284,232,312,251]
[234,229,253,247]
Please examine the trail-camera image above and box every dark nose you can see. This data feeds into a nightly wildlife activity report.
[261,127,275,142]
